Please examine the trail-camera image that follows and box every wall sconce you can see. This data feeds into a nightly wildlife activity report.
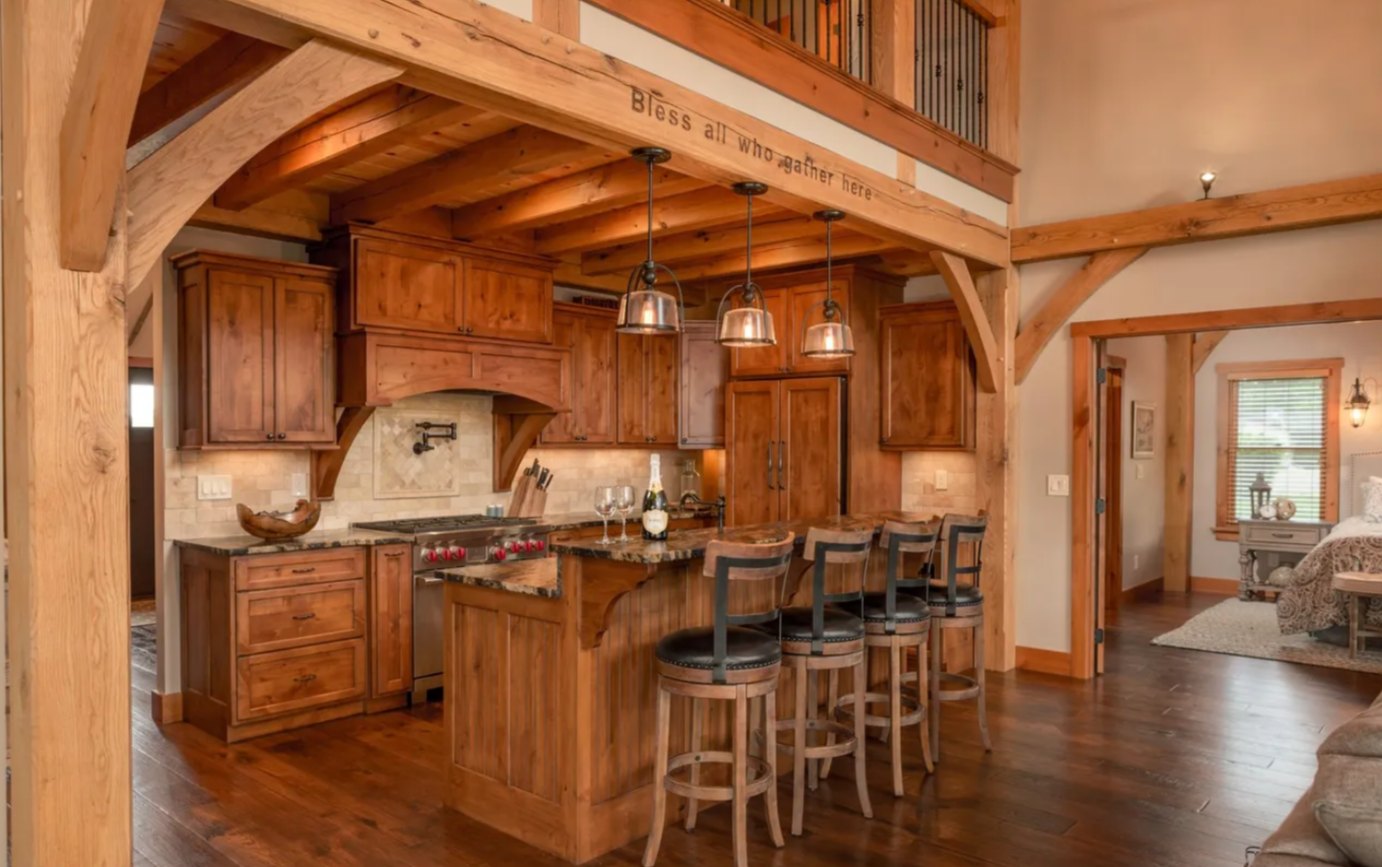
[1346,376,1376,429]
[1200,171,1217,199]
[414,421,457,454]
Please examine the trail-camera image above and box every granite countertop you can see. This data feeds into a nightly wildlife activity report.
[440,557,561,598]
[537,507,717,533]
[172,528,413,556]
[549,512,938,564]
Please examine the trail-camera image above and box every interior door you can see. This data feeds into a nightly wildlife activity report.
[274,276,334,443]
[780,377,843,521]
[206,268,275,443]
[1095,342,1110,674]
[129,365,156,599]
[726,379,781,527]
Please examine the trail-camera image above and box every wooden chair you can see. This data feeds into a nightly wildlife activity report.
[767,527,873,836]
[916,513,991,760]
[833,520,935,796]
[644,534,794,867]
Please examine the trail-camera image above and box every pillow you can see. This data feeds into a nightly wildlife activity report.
[1315,801,1382,867]
[1364,478,1382,523]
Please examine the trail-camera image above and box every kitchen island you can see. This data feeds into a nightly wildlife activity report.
[438,513,934,863]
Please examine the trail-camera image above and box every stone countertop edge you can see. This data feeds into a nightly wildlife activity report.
[171,529,414,557]
[439,557,562,599]
[537,508,716,532]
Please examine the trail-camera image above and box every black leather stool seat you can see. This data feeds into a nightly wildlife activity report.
[765,606,865,644]
[923,583,984,609]
[655,626,782,672]
[850,592,931,624]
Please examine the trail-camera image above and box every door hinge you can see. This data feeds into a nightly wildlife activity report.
[1095,628,1106,645]
[1096,367,1108,384]
[1096,498,1107,515]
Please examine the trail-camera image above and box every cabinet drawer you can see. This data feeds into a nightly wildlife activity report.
[233,548,367,591]
[236,580,365,655]
[1244,524,1326,546]
[235,639,366,722]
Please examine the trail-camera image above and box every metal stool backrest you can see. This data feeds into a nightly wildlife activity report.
[702,533,797,683]
[931,513,988,617]
[877,520,939,634]
[794,527,873,654]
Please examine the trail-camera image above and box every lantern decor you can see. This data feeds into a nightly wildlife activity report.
[1346,376,1373,429]
[714,182,777,348]
[615,147,685,336]
[799,209,855,359]
[1250,472,1273,520]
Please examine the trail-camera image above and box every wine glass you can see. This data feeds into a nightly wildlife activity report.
[614,485,636,542]
[594,486,616,545]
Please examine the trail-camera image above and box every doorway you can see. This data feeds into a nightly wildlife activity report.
[1103,359,1125,615]
[129,361,157,601]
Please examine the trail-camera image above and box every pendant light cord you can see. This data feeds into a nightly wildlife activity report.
[825,218,834,318]
[745,191,754,293]
[645,156,655,273]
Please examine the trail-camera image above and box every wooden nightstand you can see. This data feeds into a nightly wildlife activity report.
[1237,520,1334,600]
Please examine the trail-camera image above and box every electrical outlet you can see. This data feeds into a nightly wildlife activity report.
[291,473,308,498]
[935,469,949,491]
[197,475,232,501]
[1136,463,1146,480]
[1047,474,1070,497]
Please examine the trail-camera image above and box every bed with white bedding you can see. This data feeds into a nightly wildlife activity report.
[1276,452,1382,635]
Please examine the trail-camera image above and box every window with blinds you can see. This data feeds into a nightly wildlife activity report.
[1216,359,1342,535]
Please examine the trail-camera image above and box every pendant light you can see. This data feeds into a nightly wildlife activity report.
[800,210,855,359]
[715,182,777,347]
[615,147,684,335]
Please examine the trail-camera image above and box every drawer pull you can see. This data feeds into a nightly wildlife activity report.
[292,612,317,621]
[384,551,406,558]
[291,567,317,574]
[293,673,318,684]
[1272,533,1295,539]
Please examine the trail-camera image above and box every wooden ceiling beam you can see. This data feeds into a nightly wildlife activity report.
[582,215,823,276]
[1191,330,1230,375]
[1013,247,1148,384]
[330,125,615,225]
[670,232,894,282]
[931,250,1002,394]
[537,188,782,257]
[128,39,403,288]
[451,159,709,238]
[129,32,288,146]
[215,86,483,209]
[1013,173,1382,263]
[58,0,164,270]
[189,189,329,242]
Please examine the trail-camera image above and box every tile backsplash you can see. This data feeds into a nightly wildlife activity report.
[165,392,697,540]
[900,451,979,516]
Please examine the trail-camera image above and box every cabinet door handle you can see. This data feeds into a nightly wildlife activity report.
[291,567,316,574]
[767,442,775,490]
[293,673,318,684]
[384,551,406,558]
[777,440,784,488]
[292,612,317,621]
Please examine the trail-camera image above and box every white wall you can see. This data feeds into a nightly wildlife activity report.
[1016,0,1382,652]
[1190,322,1382,579]
[1106,336,1167,591]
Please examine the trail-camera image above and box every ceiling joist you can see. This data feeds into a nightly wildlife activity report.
[1013,173,1382,263]
[583,214,823,276]
[670,232,895,282]
[537,188,783,257]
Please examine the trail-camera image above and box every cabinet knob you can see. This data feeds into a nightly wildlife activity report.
[277,432,287,440]
[266,433,274,441]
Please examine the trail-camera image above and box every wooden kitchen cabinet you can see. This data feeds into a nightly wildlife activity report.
[679,321,728,447]
[879,300,976,450]
[316,225,554,345]
[369,545,413,699]
[174,251,337,449]
[726,377,842,526]
[729,280,850,378]
[617,332,679,446]
[541,304,617,445]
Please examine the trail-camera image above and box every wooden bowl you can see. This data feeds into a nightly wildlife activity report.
[236,499,322,541]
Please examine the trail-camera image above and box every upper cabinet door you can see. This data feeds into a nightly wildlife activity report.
[274,277,335,444]
[786,282,851,375]
[725,379,781,527]
[540,310,580,444]
[576,313,618,444]
[616,332,648,445]
[354,238,460,335]
[206,268,276,444]
[779,377,843,522]
[461,257,553,344]
[729,288,789,378]
[879,303,975,450]
[679,322,728,448]
[645,333,679,446]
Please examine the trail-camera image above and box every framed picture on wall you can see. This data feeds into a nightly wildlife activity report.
[1132,401,1156,459]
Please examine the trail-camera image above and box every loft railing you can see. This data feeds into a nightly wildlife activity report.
[915,0,989,149]
[727,0,874,86]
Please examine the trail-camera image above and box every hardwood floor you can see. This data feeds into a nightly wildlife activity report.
[131,594,1382,867]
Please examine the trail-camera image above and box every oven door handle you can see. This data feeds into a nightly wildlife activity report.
[416,575,447,586]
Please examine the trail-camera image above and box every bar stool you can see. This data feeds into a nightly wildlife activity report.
[921,513,991,760]
[766,527,873,836]
[834,520,935,796]
[644,534,794,867]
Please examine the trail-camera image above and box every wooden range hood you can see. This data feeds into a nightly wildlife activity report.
[311,329,572,499]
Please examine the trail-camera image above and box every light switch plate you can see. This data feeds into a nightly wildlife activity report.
[935,469,949,491]
[291,472,308,498]
[1135,463,1146,480]
[197,475,232,501]
[1047,474,1070,497]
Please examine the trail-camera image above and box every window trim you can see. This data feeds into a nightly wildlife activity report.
[1214,357,1342,541]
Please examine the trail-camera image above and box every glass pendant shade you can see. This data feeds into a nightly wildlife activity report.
[802,319,854,358]
[1347,377,1371,428]
[717,300,776,347]
[618,287,681,334]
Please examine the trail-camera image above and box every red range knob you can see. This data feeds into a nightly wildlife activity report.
[439,547,452,561]
[523,540,535,553]
[535,539,546,552]
[493,548,508,562]
[424,548,439,563]
[450,546,466,561]
[508,541,520,553]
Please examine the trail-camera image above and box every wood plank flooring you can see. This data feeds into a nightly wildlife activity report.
[131,593,1382,867]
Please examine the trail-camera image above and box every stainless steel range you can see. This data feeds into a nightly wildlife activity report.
[353,514,551,702]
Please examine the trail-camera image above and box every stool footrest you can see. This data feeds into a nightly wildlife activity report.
[834,692,925,729]
[770,718,858,761]
[664,751,774,802]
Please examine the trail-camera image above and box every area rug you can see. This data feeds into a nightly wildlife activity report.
[1152,598,1382,674]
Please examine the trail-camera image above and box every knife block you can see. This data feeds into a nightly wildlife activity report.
[506,473,547,518]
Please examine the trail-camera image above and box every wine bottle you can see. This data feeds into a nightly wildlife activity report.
[641,454,669,541]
